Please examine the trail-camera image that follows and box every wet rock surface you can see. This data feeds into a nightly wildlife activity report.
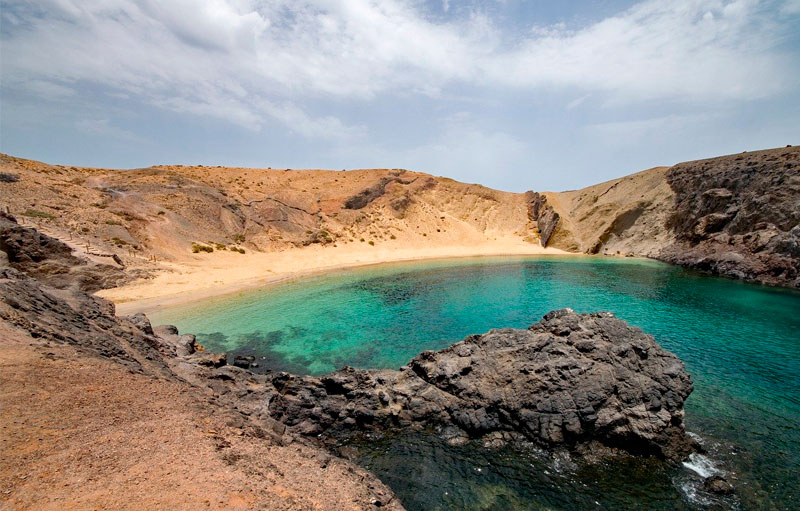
[268,309,695,461]
[703,475,735,495]
[660,147,800,288]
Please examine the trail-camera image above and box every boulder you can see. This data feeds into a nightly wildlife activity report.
[704,475,735,495]
[269,309,695,460]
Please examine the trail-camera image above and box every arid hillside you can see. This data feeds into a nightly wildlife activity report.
[2,145,798,290]
[531,165,674,256]
[0,154,535,263]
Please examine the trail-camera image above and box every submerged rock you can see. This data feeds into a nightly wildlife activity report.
[704,475,735,495]
[268,309,695,461]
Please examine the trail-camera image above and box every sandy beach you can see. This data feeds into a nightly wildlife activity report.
[101,237,567,316]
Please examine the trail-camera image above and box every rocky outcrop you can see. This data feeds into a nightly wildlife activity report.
[344,174,414,210]
[659,147,800,287]
[268,309,695,461]
[525,191,561,247]
[524,147,799,287]
[0,266,170,376]
[0,212,129,292]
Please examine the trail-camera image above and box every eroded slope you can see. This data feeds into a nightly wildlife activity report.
[0,155,534,264]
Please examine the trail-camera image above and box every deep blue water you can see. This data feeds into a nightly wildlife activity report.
[149,256,800,510]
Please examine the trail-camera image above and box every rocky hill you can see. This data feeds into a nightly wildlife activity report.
[531,146,800,287]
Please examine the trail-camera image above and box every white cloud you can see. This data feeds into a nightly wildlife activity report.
[75,118,141,142]
[586,113,715,142]
[489,0,795,102]
[566,94,591,110]
[332,114,529,189]
[1,0,797,134]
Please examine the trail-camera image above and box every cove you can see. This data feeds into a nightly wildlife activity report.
[148,255,800,510]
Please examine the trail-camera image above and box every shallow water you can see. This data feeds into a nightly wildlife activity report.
[149,256,800,510]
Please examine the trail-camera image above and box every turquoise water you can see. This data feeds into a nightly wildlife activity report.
[149,256,800,510]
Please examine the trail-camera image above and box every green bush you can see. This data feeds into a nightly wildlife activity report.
[191,243,214,254]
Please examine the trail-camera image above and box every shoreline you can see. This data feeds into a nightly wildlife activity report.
[101,240,573,316]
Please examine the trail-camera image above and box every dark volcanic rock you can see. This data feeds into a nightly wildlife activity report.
[344,174,414,210]
[525,191,561,248]
[269,309,695,460]
[660,147,800,287]
[0,212,129,292]
[0,267,169,376]
[704,475,735,495]
[0,221,405,509]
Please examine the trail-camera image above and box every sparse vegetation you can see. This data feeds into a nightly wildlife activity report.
[191,242,214,254]
[215,243,227,250]
[368,240,375,246]
[157,210,166,215]
[22,209,56,219]
[233,234,245,243]
[231,247,246,254]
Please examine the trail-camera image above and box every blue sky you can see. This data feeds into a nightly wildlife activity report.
[1,0,799,192]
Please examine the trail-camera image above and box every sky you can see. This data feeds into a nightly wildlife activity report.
[1,0,799,192]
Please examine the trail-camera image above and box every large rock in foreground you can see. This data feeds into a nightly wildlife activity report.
[269,309,695,461]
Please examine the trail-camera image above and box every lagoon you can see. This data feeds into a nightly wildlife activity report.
[150,256,800,510]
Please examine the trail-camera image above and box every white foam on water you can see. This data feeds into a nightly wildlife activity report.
[679,479,714,507]
[682,453,720,478]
